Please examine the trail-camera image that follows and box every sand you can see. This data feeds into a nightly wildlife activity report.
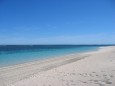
[0,46,115,86]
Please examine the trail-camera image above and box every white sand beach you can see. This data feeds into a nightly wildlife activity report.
[0,46,115,86]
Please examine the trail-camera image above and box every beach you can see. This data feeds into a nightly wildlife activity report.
[0,46,115,86]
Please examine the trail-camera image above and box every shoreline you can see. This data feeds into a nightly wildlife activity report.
[0,46,100,69]
[0,46,115,86]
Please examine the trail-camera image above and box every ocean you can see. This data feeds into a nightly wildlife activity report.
[0,45,106,67]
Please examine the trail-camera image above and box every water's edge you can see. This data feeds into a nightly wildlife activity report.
[0,45,109,67]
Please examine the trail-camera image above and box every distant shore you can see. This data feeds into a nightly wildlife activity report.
[0,46,115,86]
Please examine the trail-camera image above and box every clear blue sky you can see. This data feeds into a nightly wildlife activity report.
[0,0,115,45]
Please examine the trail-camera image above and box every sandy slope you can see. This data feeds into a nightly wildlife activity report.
[0,46,115,86]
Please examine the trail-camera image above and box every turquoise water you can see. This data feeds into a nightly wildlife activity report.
[0,45,100,67]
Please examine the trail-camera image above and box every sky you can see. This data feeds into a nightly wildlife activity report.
[0,0,115,45]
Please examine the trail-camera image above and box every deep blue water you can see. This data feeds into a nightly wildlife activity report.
[0,45,107,67]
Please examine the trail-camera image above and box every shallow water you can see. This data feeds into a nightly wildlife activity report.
[0,45,104,67]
